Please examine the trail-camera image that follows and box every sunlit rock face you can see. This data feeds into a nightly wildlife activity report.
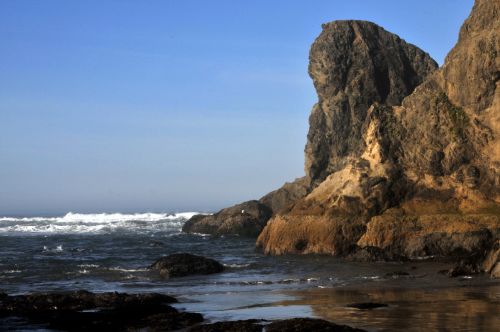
[257,0,500,271]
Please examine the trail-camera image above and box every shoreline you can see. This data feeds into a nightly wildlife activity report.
[2,275,499,331]
[172,261,500,329]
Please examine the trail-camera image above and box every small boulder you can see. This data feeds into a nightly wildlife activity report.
[150,253,224,278]
[0,291,201,331]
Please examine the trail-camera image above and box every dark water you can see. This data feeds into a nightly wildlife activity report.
[1,213,499,331]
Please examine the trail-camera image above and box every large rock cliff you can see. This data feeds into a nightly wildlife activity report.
[183,21,437,237]
[257,0,500,269]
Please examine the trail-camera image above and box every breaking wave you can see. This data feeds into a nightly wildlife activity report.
[0,212,205,235]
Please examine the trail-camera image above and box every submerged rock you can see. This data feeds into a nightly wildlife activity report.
[150,253,224,278]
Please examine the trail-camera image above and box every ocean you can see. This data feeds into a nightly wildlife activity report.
[1,212,499,331]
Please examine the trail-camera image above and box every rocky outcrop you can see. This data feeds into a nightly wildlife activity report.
[257,0,500,268]
[150,253,224,278]
[183,178,310,237]
[182,200,272,236]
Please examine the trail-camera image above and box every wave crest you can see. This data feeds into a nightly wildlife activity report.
[0,212,206,235]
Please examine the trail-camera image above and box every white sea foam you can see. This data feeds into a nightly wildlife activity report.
[77,264,100,268]
[43,245,64,252]
[223,263,251,268]
[108,267,149,273]
[0,212,207,235]
[3,270,22,274]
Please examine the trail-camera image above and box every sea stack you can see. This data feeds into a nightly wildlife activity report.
[257,0,499,265]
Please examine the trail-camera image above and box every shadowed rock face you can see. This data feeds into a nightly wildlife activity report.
[257,0,500,272]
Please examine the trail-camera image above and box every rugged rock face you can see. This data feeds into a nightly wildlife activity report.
[150,253,224,278]
[257,0,500,272]
[305,20,438,186]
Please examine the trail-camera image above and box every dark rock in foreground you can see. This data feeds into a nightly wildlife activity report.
[0,290,202,331]
[0,290,177,313]
[0,291,367,331]
[151,253,224,278]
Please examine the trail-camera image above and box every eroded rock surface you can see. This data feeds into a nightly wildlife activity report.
[257,0,500,269]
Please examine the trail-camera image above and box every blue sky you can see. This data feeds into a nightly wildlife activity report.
[0,0,474,215]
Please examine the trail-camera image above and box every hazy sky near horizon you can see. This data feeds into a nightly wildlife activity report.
[0,0,474,215]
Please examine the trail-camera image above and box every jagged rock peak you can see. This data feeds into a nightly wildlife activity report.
[305,20,437,185]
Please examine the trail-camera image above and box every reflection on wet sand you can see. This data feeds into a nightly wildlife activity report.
[282,284,500,331]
